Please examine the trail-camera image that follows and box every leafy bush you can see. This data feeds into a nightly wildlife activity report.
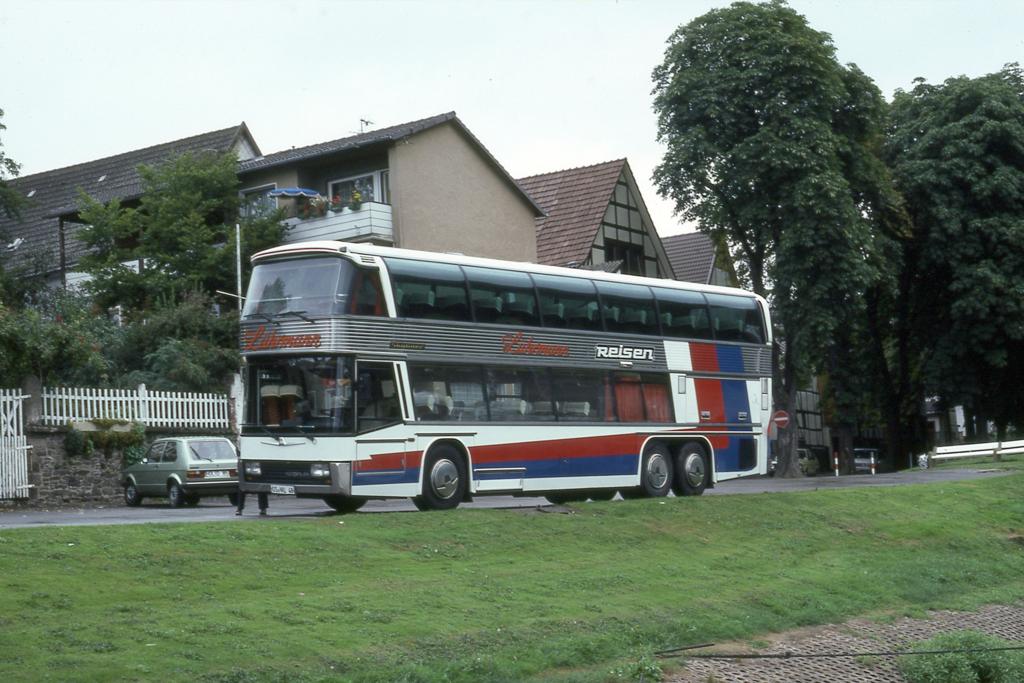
[799,455,820,476]
[64,422,146,459]
[899,630,1024,683]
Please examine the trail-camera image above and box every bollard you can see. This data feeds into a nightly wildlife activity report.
[870,454,876,476]
[833,451,839,477]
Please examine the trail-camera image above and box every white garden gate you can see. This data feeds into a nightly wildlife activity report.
[0,389,31,499]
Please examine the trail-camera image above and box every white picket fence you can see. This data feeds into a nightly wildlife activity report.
[0,389,31,499]
[41,385,230,430]
[932,439,1024,461]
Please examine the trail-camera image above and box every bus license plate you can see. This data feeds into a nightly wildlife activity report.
[270,484,295,495]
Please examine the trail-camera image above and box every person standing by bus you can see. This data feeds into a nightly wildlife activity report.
[235,490,269,516]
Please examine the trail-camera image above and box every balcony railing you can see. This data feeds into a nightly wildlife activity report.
[283,201,393,245]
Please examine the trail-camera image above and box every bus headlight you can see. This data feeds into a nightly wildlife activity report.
[310,463,330,479]
[244,462,262,476]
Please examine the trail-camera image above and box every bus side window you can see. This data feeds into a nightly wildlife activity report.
[596,281,659,336]
[484,367,555,422]
[385,258,470,322]
[408,364,485,421]
[349,268,386,316]
[464,266,538,327]
[653,287,713,340]
[706,294,765,344]
[550,369,613,422]
[533,274,602,332]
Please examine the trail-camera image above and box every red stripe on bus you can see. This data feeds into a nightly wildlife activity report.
[689,343,719,372]
[355,450,423,472]
[472,433,644,465]
[694,378,725,424]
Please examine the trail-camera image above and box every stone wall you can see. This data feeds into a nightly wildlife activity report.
[24,426,126,506]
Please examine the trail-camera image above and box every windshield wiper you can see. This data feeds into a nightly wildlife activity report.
[276,309,316,324]
[189,445,213,461]
[243,312,279,326]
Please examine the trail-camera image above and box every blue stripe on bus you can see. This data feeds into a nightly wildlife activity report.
[721,379,751,423]
[716,345,745,373]
[471,453,639,479]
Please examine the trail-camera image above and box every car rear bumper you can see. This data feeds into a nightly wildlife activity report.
[181,481,238,496]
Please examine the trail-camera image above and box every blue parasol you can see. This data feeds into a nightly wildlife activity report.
[268,187,321,198]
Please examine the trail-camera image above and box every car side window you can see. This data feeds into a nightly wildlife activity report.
[163,442,180,463]
[145,442,164,463]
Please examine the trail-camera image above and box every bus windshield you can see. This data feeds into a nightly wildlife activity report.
[242,257,385,320]
[246,356,356,434]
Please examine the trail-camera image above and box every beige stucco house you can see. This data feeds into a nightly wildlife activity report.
[238,112,542,263]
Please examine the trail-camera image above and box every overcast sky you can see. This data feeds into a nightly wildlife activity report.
[2,0,1022,237]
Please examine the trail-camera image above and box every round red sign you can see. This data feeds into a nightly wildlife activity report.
[771,410,790,429]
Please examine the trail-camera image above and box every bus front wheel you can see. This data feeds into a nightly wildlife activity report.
[675,443,709,496]
[414,445,466,511]
[323,494,367,514]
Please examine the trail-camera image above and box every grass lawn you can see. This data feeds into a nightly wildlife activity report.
[1,474,1022,682]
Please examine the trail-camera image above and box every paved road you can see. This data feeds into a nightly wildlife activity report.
[0,468,1012,529]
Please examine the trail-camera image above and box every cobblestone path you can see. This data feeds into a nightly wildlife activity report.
[668,604,1024,682]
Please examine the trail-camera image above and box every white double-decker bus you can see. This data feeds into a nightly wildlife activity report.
[238,241,772,512]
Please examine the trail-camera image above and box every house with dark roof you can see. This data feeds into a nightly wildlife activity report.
[237,112,542,262]
[516,159,673,279]
[1,125,260,287]
[661,232,737,286]
[1,112,543,289]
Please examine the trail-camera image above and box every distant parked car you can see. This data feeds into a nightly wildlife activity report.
[853,447,880,473]
[122,437,238,507]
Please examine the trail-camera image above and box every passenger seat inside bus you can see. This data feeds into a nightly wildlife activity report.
[261,385,281,425]
[560,401,591,419]
[542,302,565,325]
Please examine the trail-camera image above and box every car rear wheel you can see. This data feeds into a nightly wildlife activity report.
[124,482,143,507]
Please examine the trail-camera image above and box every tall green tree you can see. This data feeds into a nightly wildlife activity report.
[887,64,1024,444]
[652,0,904,475]
[76,150,285,315]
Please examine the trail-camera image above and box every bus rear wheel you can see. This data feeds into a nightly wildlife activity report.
[414,445,466,511]
[323,494,367,514]
[674,443,709,496]
[639,443,674,497]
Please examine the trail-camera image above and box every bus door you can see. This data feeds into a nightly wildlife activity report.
[350,361,410,488]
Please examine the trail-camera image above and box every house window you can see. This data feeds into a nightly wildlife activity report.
[380,170,391,204]
[241,185,277,218]
[329,173,376,205]
[605,239,645,276]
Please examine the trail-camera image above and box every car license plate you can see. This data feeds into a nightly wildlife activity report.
[205,470,229,479]
[270,484,295,495]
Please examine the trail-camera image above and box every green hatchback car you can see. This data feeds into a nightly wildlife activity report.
[122,437,238,507]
